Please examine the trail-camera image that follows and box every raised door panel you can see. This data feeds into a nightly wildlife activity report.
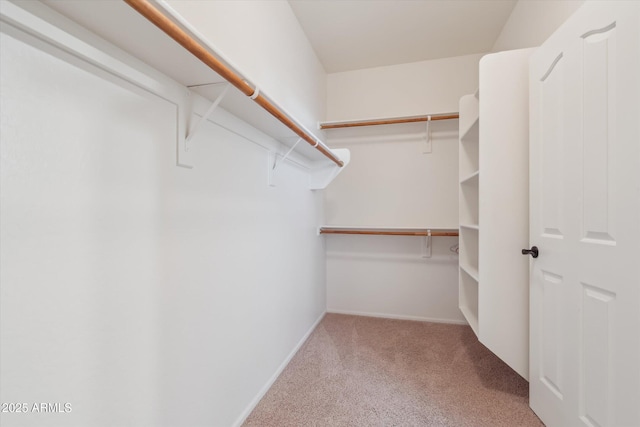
[540,54,565,240]
[581,23,616,246]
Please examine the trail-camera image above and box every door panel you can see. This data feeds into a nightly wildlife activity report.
[580,283,614,427]
[581,23,616,245]
[540,54,565,239]
[540,270,564,400]
[529,2,639,426]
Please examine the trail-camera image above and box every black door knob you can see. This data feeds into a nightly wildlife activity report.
[522,246,539,258]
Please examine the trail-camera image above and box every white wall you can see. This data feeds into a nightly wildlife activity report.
[323,55,479,324]
[323,121,464,323]
[326,53,483,121]
[492,0,584,52]
[0,16,324,427]
[326,233,462,323]
[324,121,459,228]
[164,0,327,139]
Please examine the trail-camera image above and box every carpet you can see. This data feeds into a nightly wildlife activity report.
[243,313,543,427]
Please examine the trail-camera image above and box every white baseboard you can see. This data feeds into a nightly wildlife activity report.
[326,309,468,325]
[231,311,326,427]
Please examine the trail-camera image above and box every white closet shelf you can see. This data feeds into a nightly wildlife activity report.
[460,170,479,184]
[37,0,344,169]
[459,304,479,335]
[460,118,479,143]
[459,265,479,333]
[319,226,459,237]
[460,224,479,231]
[459,264,479,282]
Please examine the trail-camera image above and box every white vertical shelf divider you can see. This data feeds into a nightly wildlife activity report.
[477,49,533,380]
[457,49,533,380]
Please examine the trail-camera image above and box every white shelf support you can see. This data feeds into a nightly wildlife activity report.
[185,83,230,149]
[422,229,433,258]
[276,138,302,170]
[422,115,432,154]
[268,138,302,187]
[177,83,229,168]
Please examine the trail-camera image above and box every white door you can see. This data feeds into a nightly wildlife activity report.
[529,2,640,426]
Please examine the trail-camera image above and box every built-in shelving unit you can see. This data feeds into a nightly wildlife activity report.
[458,92,480,335]
[457,49,534,380]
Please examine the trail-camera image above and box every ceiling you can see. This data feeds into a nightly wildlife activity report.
[288,0,517,73]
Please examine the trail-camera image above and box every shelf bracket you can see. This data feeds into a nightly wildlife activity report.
[275,138,302,171]
[268,138,302,187]
[422,229,432,258]
[178,83,230,168]
[185,83,230,150]
[422,115,432,154]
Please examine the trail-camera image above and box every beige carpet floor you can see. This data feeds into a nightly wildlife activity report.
[243,313,544,427]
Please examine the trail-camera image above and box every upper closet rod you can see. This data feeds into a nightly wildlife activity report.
[123,0,344,167]
[320,113,459,130]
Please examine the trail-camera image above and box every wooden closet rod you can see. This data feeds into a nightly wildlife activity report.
[320,114,459,130]
[123,0,344,167]
[319,227,459,237]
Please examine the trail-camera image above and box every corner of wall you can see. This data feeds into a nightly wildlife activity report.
[491,0,585,52]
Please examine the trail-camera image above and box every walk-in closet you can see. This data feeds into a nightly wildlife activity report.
[1,1,638,426]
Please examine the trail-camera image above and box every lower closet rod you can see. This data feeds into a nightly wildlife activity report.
[319,228,459,237]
